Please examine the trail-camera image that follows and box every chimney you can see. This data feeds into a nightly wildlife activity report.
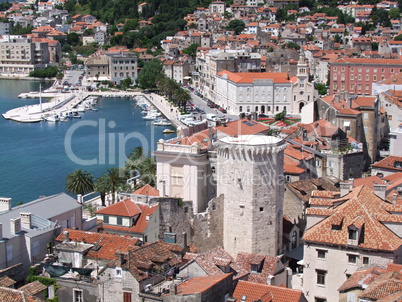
[348,96,353,108]
[340,181,353,197]
[20,212,32,229]
[0,223,2,240]
[115,251,126,266]
[340,91,345,100]
[182,232,187,247]
[373,184,386,200]
[393,193,398,204]
[334,94,340,103]
[10,217,21,235]
[63,230,70,242]
[169,283,177,295]
[0,197,12,211]
[77,194,83,204]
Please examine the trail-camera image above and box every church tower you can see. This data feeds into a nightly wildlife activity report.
[297,48,308,81]
[216,135,286,257]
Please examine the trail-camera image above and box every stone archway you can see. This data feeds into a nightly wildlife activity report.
[299,102,305,113]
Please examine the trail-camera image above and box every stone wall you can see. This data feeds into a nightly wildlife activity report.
[151,195,224,253]
[191,195,224,253]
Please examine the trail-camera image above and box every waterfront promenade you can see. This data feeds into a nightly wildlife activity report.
[2,89,186,128]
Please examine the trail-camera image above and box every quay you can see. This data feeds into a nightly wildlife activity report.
[2,90,187,128]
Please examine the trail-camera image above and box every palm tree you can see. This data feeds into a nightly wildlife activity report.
[138,156,157,188]
[94,176,109,207]
[126,146,144,186]
[65,169,94,196]
[101,168,125,203]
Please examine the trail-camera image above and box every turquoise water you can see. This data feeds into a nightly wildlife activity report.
[0,80,175,205]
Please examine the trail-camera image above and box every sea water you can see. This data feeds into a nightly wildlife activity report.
[0,80,175,205]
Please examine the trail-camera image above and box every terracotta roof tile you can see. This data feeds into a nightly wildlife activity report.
[56,228,140,260]
[18,281,47,296]
[303,186,402,251]
[176,274,232,295]
[217,70,290,84]
[0,276,15,288]
[233,280,305,302]
[96,199,141,217]
[132,184,159,196]
[372,156,402,172]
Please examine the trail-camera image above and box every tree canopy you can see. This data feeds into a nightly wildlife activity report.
[136,59,163,89]
[226,19,245,35]
[65,169,94,196]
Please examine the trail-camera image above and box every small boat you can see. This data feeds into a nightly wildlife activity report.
[153,118,172,126]
[162,129,175,134]
[45,114,60,122]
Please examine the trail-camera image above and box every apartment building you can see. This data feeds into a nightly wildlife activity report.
[302,185,402,302]
[329,58,402,95]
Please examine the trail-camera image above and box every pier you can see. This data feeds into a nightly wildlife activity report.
[3,89,194,129]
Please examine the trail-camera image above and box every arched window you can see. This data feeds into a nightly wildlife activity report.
[239,106,243,112]
[276,106,279,112]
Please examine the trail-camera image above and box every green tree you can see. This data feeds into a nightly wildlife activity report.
[389,7,400,19]
[275,110,287,121]
[395,34,402,41]
[138,156,156,187]
[120,77,132,88]
[136,59,163,89]
[125,146,144,186]
[315,83,327,95]
[182,43,199,58]
[65,169,94,196]
[83,28,95,36]
[67,32,80,46]
[94,176,109,206]
[99,168,125,203]
[226,19,245,35]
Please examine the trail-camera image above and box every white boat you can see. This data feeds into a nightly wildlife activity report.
[162,128,175,134]
[45,114,60,122]
[143,110,161,120]
[77,105,86,112]
[153,118,171,126]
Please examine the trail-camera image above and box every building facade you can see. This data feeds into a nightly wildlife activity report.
[329,58,402,95]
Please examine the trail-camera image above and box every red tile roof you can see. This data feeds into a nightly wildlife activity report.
[304,186,402,251]
[133,184,159,196]
[217,70,290,84]
[0,287,42,302]
[176,274,232,295]
[96,199,141,217]
[56,228,140,260]
[233,280,305,302]
[372,156,402,172]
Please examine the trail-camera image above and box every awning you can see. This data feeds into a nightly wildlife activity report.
[284,245,304,261]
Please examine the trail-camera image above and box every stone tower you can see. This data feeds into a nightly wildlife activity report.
[216,134,286,257]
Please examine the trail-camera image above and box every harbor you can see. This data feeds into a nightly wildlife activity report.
[3,87,191,129]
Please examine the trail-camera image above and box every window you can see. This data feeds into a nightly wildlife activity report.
[350,84,354,90]
[349,229,357,240]
[316,270,327,285]
[334,67,337,71]
[363,257,369,265]
[315,298,327,302]
[373,75,377,81]
[350,74,354,80]
[348,254,357,264]
[317,249,326,259]
[115,267,122,277]
[74,289,83,302]
[103,215,109,223]
[260,207,264,212]
[358,74,362,81]
[366,75,369,81]
[117,216,122,225]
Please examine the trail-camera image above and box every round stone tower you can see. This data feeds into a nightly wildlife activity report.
[216,134,286,257]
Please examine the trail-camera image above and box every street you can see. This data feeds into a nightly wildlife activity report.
[188,89,239,121]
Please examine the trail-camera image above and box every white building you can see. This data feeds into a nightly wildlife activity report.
[302,185,402,302]
[215,70,292,115]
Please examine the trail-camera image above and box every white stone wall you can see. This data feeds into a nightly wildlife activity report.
[217,138,286,257]
[215,76,292,115]
[303,243,395,302]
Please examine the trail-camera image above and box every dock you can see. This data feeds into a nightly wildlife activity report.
[3,90,192,129]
